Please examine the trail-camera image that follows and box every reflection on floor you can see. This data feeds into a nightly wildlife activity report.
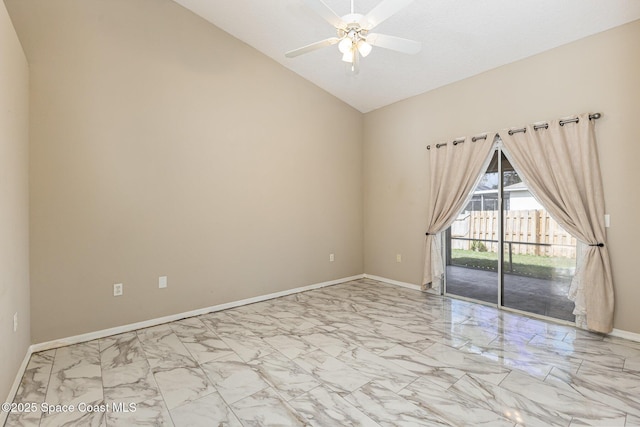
[446,265,576,322]
[6,278,640,426]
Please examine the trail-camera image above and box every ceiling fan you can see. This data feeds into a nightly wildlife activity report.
[286,0,421,74]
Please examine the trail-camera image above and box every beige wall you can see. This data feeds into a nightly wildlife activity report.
[0,1,30,403]
[364,19,640,333]
[5,0,363,343]
[4,0,639,353]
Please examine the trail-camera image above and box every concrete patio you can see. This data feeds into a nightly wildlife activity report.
[445,265,576,322]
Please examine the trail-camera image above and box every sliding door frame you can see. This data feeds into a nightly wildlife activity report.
[497,149,504,308]
[442,147,575,326]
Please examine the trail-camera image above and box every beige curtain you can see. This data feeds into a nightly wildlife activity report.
[422,136,494,293]
[500,113,613,333]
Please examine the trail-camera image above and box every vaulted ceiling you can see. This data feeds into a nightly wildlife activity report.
[174,0,640,112]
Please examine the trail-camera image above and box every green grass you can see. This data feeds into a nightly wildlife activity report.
[451,249,575,281]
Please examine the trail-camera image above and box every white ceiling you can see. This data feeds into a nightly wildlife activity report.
[173,0,640,113]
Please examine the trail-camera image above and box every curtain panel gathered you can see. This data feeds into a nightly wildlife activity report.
[500,113,614,333]
[422,136,494,293]
[423,112,613,333]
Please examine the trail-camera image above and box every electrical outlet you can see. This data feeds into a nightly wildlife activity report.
[113,283,123,296]
[13,312,18,332]
[396,254,402,263]
[604,214,611,228]
[159,276,167,289]
[329,253,335,262]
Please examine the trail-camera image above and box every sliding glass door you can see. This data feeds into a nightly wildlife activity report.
[445,151,500,305]
[501,154,577,321]
[445,148,576,322]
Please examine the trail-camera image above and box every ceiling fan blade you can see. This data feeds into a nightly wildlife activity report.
[303,0,345,29]
[366,33,421,54]
[361,0,414,29]
[285,37,340,58]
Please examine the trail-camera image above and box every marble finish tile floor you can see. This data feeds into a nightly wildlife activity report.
[5,278,640,426]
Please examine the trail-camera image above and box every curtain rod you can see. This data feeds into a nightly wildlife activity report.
[427,134,487,150]
[427,112,601,149]
[507,112,601,135]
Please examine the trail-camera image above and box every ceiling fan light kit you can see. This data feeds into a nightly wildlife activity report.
[286,0,421,74]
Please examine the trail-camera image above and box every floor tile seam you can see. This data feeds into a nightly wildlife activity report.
[296,381,386,426]
[420,343,501,376]
[134,327,215,415]
[571,359,586,377]
[168,322,220,368]
[533,367,612,413]
[247,355,317,403]
[6,352,51,427]
[380,346,465,387]
[621,363,640,377]
[138,328,202,370]
[625,414,633,426]
[162,381,222,426]
[333,349,418,388]
[12,356,41,403]
[558,346,628,367]
[447,373,522,421]
[40,348,58,415]
[550,376,634,421]
[271,346,315,366]
[200,355,269,407]
[103,353,171,425]
[526,341,608,365]
[496,368,522,394]
[469,373,577,427]
[391,374,423,396]
[344,378,451,425]
[168,363,219,407]
[455,339,553,370]
[410,337,438,353]
[289,383,324,404]
[189,390,242,426]
[160,403,178,427]
[527,332,552,346]
[603,337,640,351]
[543,366,591,401]
[97,345,107,419]
[288,349,335,383]
[547,365,640,414]
[229,385,302,424]
[223,399,245,427]
[574,359,640,382]
[396,381,505,427]
[484,334,507,350]
[338,333,395,357]
[197,313,245,337]
[171,318,221,343]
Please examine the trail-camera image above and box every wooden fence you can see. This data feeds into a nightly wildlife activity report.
[450,210,576,258]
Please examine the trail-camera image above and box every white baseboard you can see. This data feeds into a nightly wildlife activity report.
[610,328,640,343]
[365,274,640,343]
[363,274,422,291]
[30,274,365,353]
[1,348,33,426]
[8,270,638,419]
